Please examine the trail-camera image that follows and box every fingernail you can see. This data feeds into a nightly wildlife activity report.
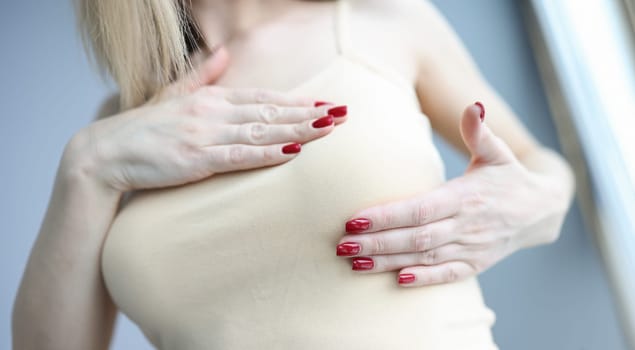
[336,242,361,256]
[282,143,301,154]
[352,257,374,271]
[312,115,334,128]
[398,273,416,284]
[345,218,371,233]
[474,101,485,122]
[314,101,333,107]
[327,105,347,118]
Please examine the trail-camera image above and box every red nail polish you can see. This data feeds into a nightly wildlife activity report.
[474,101,485,122]
[345,218,371,233]
[327,105,347,117]
[336,242,361,256]
[352,257,374,270]
[314,101,332,107]
[282,143,301,154]
[398,273,416,284]
[312,115,334,128]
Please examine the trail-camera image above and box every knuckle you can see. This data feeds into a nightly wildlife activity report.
[179,119,205,137]
[293,122,310,140]
[460,187,488,214]
[253,89,273,103]
[412,202,434,226]
[413,228,433,252]
[463,220,487,234]
[417,249,437,265]
[259,104,280,123]
[369,237,386,254]
[206,148,223,167]
[443,265,459,283]
[307,107,321,119]
[247,123,267,143]
[378,207,395,228]
[262,146,276,162]
[176,140,203,163]
[228,145,246,164]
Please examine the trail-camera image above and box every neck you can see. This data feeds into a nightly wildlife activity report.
[191,0,300,47]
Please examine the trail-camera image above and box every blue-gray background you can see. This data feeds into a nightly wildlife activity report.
[0,1,628,349]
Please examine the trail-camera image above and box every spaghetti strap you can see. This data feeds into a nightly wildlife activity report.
[335,0,352,55]
[334,0,416,93]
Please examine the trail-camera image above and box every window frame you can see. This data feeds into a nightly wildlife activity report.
[524,0,635,346]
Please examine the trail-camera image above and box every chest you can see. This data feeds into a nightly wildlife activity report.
[214,5,418,92]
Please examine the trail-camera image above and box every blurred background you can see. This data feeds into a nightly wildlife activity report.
[1,0,632,349]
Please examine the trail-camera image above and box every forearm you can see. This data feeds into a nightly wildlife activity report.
[12,137,122,350]
[515,146,575,248]
[520,146,575,206]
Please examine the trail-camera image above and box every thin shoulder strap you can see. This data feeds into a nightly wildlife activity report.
[335,0,352,55]
[334,0,417,94]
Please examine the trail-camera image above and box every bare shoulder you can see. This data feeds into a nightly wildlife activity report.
[95,94,121,121]
[351,0,449,52]
[353,0,438,27]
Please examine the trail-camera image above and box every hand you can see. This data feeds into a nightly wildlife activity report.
[64,48,348,192]
[336,103,568,287]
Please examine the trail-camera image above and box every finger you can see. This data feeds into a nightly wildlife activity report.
[217,115,335,146]
[345,244,465,273]
[396,261,476,287]
[224,88,315,107]
[337,219,457,256]
[315,102,348,126]
[460,102,515,165]
[203,142,302,173]
[229,104,330,124]
[345,185,462,234]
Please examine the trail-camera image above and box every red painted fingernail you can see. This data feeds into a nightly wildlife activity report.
[352,257,374,271]
[282,143,301,154]
[314,101,333,107]
[474,101,485,122]
[398,273,416,284]
[336,242,361,256]
[345,218,371,233]
[312,115,334,128]
[327,105,347,117]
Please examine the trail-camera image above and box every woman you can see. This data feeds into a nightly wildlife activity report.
[12,0,574,349]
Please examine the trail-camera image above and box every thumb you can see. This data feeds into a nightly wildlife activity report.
[184,46,230,90]
[460,102,515,166]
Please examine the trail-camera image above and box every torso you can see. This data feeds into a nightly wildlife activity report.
[102,1,496,348]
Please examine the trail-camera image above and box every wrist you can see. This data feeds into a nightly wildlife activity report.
[519,147,575,209]
[60,127,122,200]
[513,166,571,249]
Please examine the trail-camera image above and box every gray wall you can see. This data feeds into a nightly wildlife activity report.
[0,1,627,349]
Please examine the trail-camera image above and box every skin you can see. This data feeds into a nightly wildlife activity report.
[333,0,575,286]
[12,0,574,349]
[12,44,346,350]
[191,0,574,284]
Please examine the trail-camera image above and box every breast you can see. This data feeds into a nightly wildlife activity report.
[102,60,493,349]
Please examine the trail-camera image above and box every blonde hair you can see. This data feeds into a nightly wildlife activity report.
[75,0,202,109]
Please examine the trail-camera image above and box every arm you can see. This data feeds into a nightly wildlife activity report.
[13,50,346,347]
[415,0,574,203]
[12,135,121,350]
[414,0,574,246]
[335,1,574,285]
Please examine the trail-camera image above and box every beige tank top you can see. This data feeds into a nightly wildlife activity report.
[102,1,497,349]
